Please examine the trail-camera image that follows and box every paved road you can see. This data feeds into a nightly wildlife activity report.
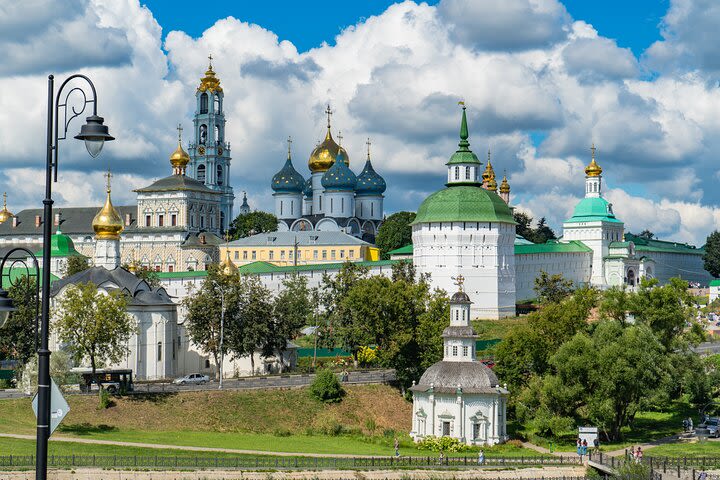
[692,342,720,355]
[0,369,396,399]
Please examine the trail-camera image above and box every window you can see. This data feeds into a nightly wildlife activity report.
[442,421,451,436]
[322,250,327,260]
[331,250,336,259]
[313,250,318,260]
[319,196,322,211]
[171,214,177,226]
[330,198,333,213]
[200,216,204,228]
[371,203,374,217]
[465,167,470,180]
[291,200,294,215]
[462,346,468,357]
[200,93,208,114]
[243,251,248,260]
[157,342,162,361]
[197,164,206,182]
[452,345,458,356]
[454,166,459,180]
[217,165,223,186]
[455,310,459,321]
[234,251,239,260]
[168,265,174,273]
[155,265,161,272]
[205,359,211,369]
[280,250,285,260]
[252,251,257,260]
[341,197,344,213]
[214,95,221,114]
[172,338,176,360]
[280,201,283,216]
[349,250,355,259]
[340,250,345,259]
[269,251,274,260]
[145,215,151,227]
[158,214,164,227]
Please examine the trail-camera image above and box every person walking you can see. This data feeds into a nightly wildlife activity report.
[593,437,599,454]
[581,438,588,457]
[478,449,485,465]
[394,437,400,457]
[635,446,643,464]
[576,438,583,461]
[689,417,694,432]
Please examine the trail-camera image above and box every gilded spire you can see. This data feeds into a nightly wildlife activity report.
[170,124,190,174]
[500,172,510,193]
[585,143,602,177]
[220,232,238,276]
[0,192,13,224]
[92,170,124,240]
[198,54,223,93]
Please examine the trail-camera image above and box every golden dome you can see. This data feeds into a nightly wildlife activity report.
[0,193,13,224]
[170,143,190,169]
[198,56,223,93]
[92,174,123,240]
[308,105,349,173]
[499,175,510,193]
[220,250,238,276]
[585,144,602,177]
[482,154,496,189]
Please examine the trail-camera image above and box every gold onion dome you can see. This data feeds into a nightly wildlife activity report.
[220,250,238,276]
[500,174,510,193]
[585,144,602,177]
[170,142,190,170]
[0,193,13,223]
[308,105,349,173]
[197,56,222,93]
[92,176,124,240]
[482,154,497,191]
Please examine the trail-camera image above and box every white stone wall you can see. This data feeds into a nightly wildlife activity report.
[562,221,624,286]
[355,196,383,221]
[274,193,303,220]
[638,251,711,285]
[412,221,516,319]
[515,251,592,301]
[324,191,355,218]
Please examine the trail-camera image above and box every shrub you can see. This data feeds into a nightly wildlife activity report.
[416,436,472,453]
[365,419,377,433]
[98,388,111,410]
[309,369,344,403]
[357,346,377,367]
[505,439,524,448]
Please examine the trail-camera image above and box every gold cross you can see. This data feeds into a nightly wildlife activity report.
[366,138,371,159]
[591,143,596,160]
[177,123,183,143]
[287,136,292,158]
[224,230,230,243]
[453,274,465,291]
[104,169,112,193]
[2,192,6,209]
[338,131,343,146]
[325,104,332,128]
[208,54,213,68]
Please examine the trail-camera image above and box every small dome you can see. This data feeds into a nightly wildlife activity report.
[271,156,305,193]
[321,151,357,190]
[418,361,498,391]
[585,144,602,177]
[0,193,13,224]
[309,129,348,173]
[412,186,515,225]
[499,175,510,194]
[451,291,471,303]
[197,61,223,93]
[355,159,386,196]
[92,189,124,240]
[303,178,313,198]
[220,250,238,276]
[170,143,190,170]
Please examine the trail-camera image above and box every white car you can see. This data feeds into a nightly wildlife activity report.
[173,373,209,385]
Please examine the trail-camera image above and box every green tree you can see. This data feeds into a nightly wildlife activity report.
[417,293,450,370]
[271,273,312,372]
[514,212,556,244]
[182,265,241,379]
[638,229,655,240]
[134,268,161,289]
[533,271,574,304]
[53,282,133,382]
[599,286,632,325]
[309,368,344,403]
[375,211,416,259]
[533,217,557,244]
[229,211,277,239]
[630,277,694,349]
[704,231,720,278]
[0,276,38,364]
[63,256,89,277]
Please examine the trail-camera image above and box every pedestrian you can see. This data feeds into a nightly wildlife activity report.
[628,446,635,461]
[582,439,588,457]
[699,471,708,480]
[394,437,400,457]
[635,446,643,464]
[689,417,694,432]
[593,437,599,454]
[576,438,583,460]
[478,449,485,465]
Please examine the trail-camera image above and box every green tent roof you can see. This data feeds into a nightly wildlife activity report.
[565,196,622,224]
[34,230,84,258]
[387,244,413,256]
[411,185,515,225]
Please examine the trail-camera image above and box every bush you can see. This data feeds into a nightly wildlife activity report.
[357,346,378,367]
[98,388,111,410]
[309,368,345,403]
[416,435,472,453]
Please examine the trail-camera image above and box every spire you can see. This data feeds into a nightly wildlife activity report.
[287,136,292,160]
[325,104,332,131]
[92,169,124,241]
[198,55,223,93]
[208,53,213,70]
[366,137,371,160]
[458,101,470,151]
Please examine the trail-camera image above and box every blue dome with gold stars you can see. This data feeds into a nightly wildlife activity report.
[355,159,386,196]
[321,151,357,190]
[271,157,304,194]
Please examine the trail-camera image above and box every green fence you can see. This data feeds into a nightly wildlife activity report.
[0,370,13,381]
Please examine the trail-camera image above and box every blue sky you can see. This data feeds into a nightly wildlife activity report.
[2,0,720,246]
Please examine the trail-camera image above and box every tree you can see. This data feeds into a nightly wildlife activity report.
[376,211,416,259]
[704,231,720,278]
[0,276,38,364]
[309,368,344,403]
[63,256,89,277]
[638,229,655,240]
[229,211,277,240]
[134,268,161,289]
[533,217,556,244]
[182,266,240,379]
[533,271,574,304]
[226,274,274,375]
[271,273,312,372]
[599,286,631,325]
[53,282,133,382]
[629,277,694,349]
[514,212,557,244]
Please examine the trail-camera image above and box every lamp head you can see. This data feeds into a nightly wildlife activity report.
[0,289,16,328]
[75,115,115,158]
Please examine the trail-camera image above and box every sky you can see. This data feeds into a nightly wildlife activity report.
[1,0,720,246]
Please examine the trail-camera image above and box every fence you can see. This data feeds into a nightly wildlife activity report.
[0,454,582,470]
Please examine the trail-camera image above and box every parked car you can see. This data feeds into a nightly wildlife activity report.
[173,373,209,386]
[701,417,720,438]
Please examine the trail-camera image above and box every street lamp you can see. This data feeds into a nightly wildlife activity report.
[31,74,113,480]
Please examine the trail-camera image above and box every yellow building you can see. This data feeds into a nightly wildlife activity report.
[220,231,379,267]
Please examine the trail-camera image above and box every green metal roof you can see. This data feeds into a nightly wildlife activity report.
[710,279,720,287]
[33,230,84,258]
[387,244,413,256]
[412,186,515,225]
[609,241,631,248]
[155,270,208,279]
[625,233,704,256]
[3,267,59,286]
[565,197,622,224]
[514,240,593,255]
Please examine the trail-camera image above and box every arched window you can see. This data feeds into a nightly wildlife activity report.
[215,124,222,143]
[465,167,470,180]
[216,165,223,185]
[200,93,208,114]
[197,164,206,182]
[454,166,460,180]
[214,95,221,113]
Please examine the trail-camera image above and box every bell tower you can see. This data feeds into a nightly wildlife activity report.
[187,55,235,232]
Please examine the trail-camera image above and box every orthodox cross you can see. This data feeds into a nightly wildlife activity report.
[338,131,343,146]
[591,143,596,160]
[2,192,6,209]
[208,54,213,68]
[325,104,332,128]
[453,274,465,291]
[104,169,112,193]
[177,123,183,143]
[366,138,371,159]
[287,136,292,158]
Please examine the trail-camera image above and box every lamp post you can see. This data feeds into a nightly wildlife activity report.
[35,74,113,480]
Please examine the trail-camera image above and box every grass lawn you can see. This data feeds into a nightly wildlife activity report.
[472,317,529,341]
[650,441,720,457]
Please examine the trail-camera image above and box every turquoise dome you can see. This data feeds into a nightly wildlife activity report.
[271,157,305,193]
[565,197,622,223]
[321,151,357,190]
[303,178,313,198]
[355,159,386,196]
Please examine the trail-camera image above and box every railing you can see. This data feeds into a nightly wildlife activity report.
[0,454,581,470]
